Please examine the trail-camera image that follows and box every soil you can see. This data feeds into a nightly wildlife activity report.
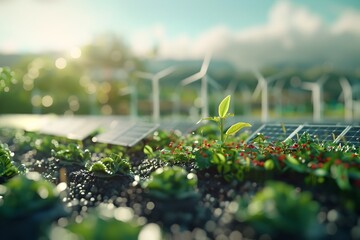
[1,129,360,240]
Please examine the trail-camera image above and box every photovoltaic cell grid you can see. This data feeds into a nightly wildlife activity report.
[246,124,299,143]
[336,126,360,147]
[246,124,360,147]
[94,120,159,147]
[290,125,347,143]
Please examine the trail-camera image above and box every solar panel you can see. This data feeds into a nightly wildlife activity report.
[94,120,158,147]
[335,126,360,147]
[0,114,52,131]
[39,117,104,140]
[288,125,347,143]
[160,120,199,133]
[246,124,300,143]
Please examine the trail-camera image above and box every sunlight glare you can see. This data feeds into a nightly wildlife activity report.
[55,58,67,69]
[42,95,53,107]
[70,47,82,59]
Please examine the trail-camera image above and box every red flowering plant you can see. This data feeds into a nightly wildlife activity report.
[144,95,360,188]
[238,132,360,190]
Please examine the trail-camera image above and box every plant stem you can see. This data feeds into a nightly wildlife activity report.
[220,118,224,143]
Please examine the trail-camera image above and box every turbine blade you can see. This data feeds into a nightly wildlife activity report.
[155,66,176,80]
[252,69,266,83]
[181,72,204,86]
[207,76,223,90]
[251,82,262,100]
[317,75,328,85]
[200,52,212,74]
[226,80,237,94]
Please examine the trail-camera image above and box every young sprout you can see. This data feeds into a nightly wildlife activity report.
[51,143,91,166]
[199,95,251,144]
[87,153,131,177]
[236,181,321,238]
[142,166,198,200]
[0,172,61,217]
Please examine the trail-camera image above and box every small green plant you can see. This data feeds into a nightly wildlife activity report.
[0,144,19,182]
[236,181,321,238]
[0,172,63,218]
[199,95,251,144]
[51,204,145,240]
[0,172,67,239]
[87,153,131,177]
[51,143,91,166]
[142,166,198,200]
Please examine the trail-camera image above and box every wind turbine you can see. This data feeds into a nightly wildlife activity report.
[301,75,328,122]
[251,69,286,122]
[136,66,175,122]
[181,53,212,119]
[338,77,353,122]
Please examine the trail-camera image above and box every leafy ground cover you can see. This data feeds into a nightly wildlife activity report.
[0,96,359,239]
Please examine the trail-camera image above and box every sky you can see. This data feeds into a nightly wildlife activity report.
[1,0,360,68]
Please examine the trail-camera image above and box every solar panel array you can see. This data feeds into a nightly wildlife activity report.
[0,115,359,148]
[336,126,360,147]
[0,115,159,147]
[246,123,360,148]
[289,125,347,142]
[248,124,299,143]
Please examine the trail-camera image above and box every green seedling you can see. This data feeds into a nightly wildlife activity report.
[87,153,131,177]
[142,166,198,200]
[51,143,91,166]
[237,181,321,238]
[0,172,67,239]
[54,204,143,240]
[198,95,251,144]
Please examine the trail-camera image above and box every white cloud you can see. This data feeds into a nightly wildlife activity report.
[331,9,360,35]
[131,0,360,70]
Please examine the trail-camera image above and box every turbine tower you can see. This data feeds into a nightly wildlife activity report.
[136,66,175,122]
[252,69,286,122]
[181,52,212,119]
[301,76,328,122]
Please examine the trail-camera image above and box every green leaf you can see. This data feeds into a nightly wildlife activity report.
[285,155,306,173]
[196,117,217,124]
[143,145,153,156]
[264,159,274,170]
[218,95,231,118]
[225,122,252,136]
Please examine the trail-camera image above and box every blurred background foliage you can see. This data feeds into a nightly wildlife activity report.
[0,33,359,121]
